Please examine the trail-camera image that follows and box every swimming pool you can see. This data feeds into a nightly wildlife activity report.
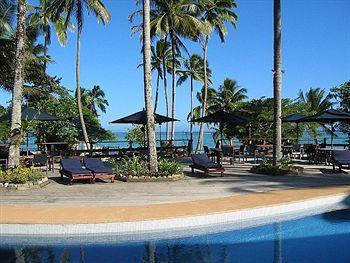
[1,208,350,262]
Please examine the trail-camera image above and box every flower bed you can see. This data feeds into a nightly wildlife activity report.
[0,167,49,190]
[250,158,303,176]
[112,156,184,182]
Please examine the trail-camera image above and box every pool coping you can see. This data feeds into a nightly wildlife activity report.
[1,186,349,235]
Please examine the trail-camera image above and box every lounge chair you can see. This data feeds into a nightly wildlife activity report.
[190,153,225,177]
[332,150,350,171]
[60,158,93,185]
[83,158,115,183]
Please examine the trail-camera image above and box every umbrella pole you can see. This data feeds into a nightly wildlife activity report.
[26,133,29,156]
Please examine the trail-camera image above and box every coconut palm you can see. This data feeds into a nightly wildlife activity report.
[79,85,109,116]
[195,0,238,153]
[143,0,158,173]
[177,54,207,151]
[207,78,247,113]
[131,0,203,142]
[29,0,73,70]
[272,0,282,164]
[8,0,27,167]
[49,0,110,149]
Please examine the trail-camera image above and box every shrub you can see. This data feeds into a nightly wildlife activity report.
[250,157,301,176]
[113,156,183,178]
[0,167,45,184]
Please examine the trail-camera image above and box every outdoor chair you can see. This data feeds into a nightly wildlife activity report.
[83,158,115,183]
[60,158,93,185]
[30,153,49,175]
[332,150,350,171]
[0,159,7,170]
[291,144,303,159]
[190,153,225,177]
[305,144,317,164]
[221,145,234,164]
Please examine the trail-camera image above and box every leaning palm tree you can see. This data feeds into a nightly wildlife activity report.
[49,0,110,149]
[143,0,158,174]
[195,0,238,153]
[272,0,282,165]
[8,0,27,167]
[177,54,206,151]
[29,0,73,70]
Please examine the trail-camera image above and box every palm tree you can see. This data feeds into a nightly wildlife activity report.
[273,0,282,165]
[49,0,110,149]
[8,0,27,167]
[208,78,247,112]
[195,0,238,153]
[79,85,109,116]
[177,54,206,151]
[134,0,202,142]
[143,0,158,174]
[298,87,334,139]
[29,0,73,70]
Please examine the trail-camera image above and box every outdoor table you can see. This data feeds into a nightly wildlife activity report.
[36,142,68,172]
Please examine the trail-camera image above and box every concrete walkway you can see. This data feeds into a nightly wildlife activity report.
[1,162,350,207]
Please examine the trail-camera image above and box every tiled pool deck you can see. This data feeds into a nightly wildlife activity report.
[1,161,350,226]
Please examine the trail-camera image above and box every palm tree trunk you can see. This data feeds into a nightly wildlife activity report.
[162,50,169,141]
[190,76,194,153]
[43,35,48,71]
[170,30,176,142]
[154,74,160,113]
[8,0,27,167]
[143,0,158,174]
[76,29,90,149]
[195,36,209,153]
[273,0,282,165]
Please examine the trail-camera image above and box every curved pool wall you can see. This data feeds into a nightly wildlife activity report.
[1,193,349,246]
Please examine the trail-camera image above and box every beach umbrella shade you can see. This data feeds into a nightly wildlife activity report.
[0,108,60,154]
[110,109,179,144]
[297,109,350,147]
[281,113,307,142]
[109,109,178,125]
[191,110,251,144]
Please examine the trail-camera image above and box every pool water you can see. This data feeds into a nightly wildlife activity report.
[1,209,350,263]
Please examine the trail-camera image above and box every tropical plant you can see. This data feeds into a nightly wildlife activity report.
[142,0,158,174]
[0,166,44,184]
[79,85,109,116]
[195,0,238,153]
[131,0,203,141]
[272,0,282,165]
[0,0,15,38]
[8,0,27,167]
[177,53,207,150]
[49,0,111,149]
[125,125,146,147]
[29,0,73,70]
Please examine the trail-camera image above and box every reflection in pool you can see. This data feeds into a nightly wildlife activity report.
[1,209,350,263]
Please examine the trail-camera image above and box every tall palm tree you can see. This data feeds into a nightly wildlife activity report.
[29,0,73,70]
[143,0,158,174]
[195,0,237,153]
[8,0,27,167]
[273,0,282,165]
[49,0,110,149]
[132,0,202,142]
[177,54,206,151]
[79,85,109,116]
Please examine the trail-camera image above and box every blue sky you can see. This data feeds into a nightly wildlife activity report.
[1,0,349,132]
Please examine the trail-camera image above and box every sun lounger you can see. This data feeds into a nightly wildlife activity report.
[83,158,115,183]
[60,158,93,185]
[332,150,350,171]
[190,153,225,177]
